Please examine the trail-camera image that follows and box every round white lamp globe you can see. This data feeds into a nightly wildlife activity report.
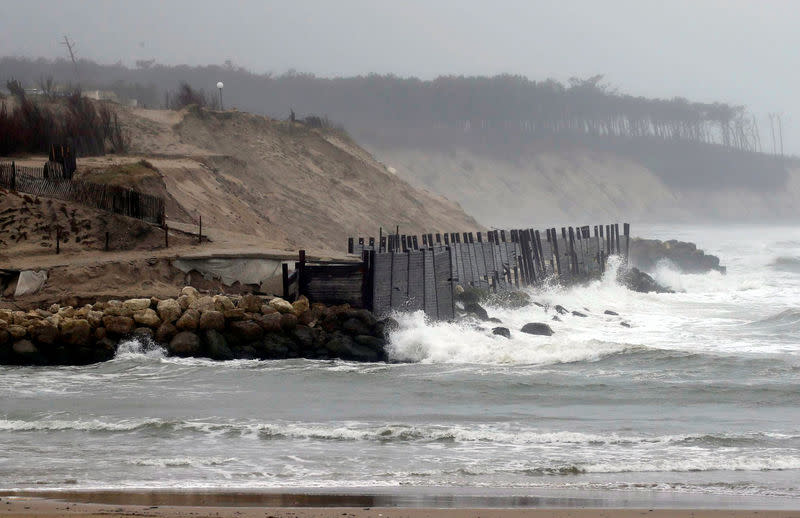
[216,82,224,89]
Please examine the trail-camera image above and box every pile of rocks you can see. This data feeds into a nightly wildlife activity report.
[0,287,394,366]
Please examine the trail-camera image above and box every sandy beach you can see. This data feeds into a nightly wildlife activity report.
[1,496,799,518]
[1,491,799,518]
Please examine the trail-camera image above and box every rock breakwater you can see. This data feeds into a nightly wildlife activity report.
[0,287,392,365]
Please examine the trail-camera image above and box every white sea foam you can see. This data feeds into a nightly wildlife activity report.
[114,337,167,360]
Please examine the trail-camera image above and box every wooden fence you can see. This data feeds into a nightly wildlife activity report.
[286,223,630,320]
[0,161,165,225]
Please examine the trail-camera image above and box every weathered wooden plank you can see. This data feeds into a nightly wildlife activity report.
[390,251,409,309]
[423,249,437,319]
[406,251,425,312]
[433,248,454,320]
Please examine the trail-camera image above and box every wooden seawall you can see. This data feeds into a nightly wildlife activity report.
[286,223,630,320]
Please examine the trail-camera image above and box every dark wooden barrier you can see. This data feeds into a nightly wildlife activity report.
[0,161,165,225]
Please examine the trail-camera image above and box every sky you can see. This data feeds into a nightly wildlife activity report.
[1,0,797,153]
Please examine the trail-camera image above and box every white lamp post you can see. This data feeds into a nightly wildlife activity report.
[216,81,224,110]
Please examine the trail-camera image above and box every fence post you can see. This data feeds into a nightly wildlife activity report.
[282,263,290,300]
[624,223,631,262]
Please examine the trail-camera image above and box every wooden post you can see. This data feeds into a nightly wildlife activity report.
[615,223,622,255]
[476,232,483,243]
[551,227,561,277]
[568,227,577,275]
[623,223,631,262]
[282,263,290,299]
[348,237,354,254]
[298,250,306,298]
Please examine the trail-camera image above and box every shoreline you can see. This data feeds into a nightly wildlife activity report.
[2,487,800,511]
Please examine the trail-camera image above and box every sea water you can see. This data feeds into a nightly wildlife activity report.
[1,224,799,502]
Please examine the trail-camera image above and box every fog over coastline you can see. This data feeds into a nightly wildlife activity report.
[0,0,797,154]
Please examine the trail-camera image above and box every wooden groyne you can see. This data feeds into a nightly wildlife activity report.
[287,223,630,320]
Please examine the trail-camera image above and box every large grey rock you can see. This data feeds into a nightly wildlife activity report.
[492,327,511,338]
[520,323,554,336]
[60,318,91,345]
[157,299,182,323]
[169,331,200,356]
[199,310,225,331]
[133,308,161,328]
[325,331,381,362]
[102,316,135,335]
[204,330,233,361]
[342,317,371,336]
[618,267,673,294]
[155,322,177,344]
[229,320,263,342]
[464,302,489,321]
[175,309,200,331]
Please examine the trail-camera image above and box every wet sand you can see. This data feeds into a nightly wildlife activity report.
[0,491,799,518]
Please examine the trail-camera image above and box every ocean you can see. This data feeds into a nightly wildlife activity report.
[2,224,799,504]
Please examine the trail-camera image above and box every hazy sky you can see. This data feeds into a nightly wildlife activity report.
[1,0,797,153]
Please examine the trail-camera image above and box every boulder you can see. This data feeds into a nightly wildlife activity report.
[488,317,502,323]
[157,299,182,323]
[618,267,673,294]
[28,320,59,345]
[177,295,191,311]
[325,331,381,362]
[192,296,215,313]
[572,311,588,318]
[555,305,569,315]
[175,309,200,331]
[223,308,246,321]
[374,317,399,340]
[102,316,135,335]
[292,325,315,350]
[94,327,107,341]
[180,286,200,298]
[87,310,104,328]
[155,322,178,344]
[260,304,277,315]
[456,286,488,305]
[0,309,13,323]
[492,327,511,338]
[353,334,386,351]
[12,340,38,356]
[168,331,200,356]
[552,315,561,322]
[123,298,151,314]
[214,295,235,312]
[239,294,262,313]
[0,329,9,345]
[269,297,294,314]
[104,300,125,316]
[8,325,27,339]
[60,318,91,346]
[57,306,75,318]
[199,310,225,331]
[133,308,162,328]
[520,323,554,336]
[342,317,371,336]
[464,302,489,321]
[257,313,283,332]
[280,313,298,332]
[604,310,619,316]
[291,295,310,316]
[204,330,233,361]
[229,320,263,342]
[342,309,377,328]
[620,321,632,328]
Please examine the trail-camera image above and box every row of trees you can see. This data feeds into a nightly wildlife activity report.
[0,57,777,154]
